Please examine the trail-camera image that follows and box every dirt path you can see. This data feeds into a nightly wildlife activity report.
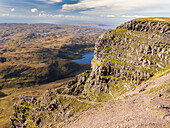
[64,73,170,128]
[144,72,170,91]
[58,94,99,105]
[64,94,170,128]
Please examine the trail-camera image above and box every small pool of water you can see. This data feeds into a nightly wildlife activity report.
[90,25,117,29]
[43,31,51,34]
[40,62,46,65]
[0,26,9,28]
[71,52,94,64]
[55,34,69,38]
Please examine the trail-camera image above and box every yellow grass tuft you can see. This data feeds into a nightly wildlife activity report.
[134,17,170,23]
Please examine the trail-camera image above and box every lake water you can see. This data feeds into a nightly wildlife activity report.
[40,62,46,65]
[55,34,69,38]
[90,25,114,29]
[43,31,51,34]
[71,52,94,64]
[0,26,9,28]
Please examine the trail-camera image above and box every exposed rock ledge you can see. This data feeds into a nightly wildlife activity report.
[10,17,170,128]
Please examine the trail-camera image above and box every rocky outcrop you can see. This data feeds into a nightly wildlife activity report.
[10,90,91,128]
[117,20,170,34]
[63,18,170,100]
[10,18,170,127]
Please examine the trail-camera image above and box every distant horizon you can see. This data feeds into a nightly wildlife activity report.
[0,16,128,27]
[1,0,169,28]
[0,17,125,29]
[1,16,169,30]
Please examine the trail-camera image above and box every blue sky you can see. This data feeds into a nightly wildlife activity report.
[0,0,170,26]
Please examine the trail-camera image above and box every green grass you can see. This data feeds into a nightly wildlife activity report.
[58,96,93,113]
[146,83,170,94]
[102,45,112,52]
[18,104,35,110]
[111,83,125,92]
[146,65,170,83]
[165,90,170,93]
[105,58,126,65]
[110,29,124,37]
[95,93,112,102]
[84,84,113,102]
[26,119,36,128]
[134,17,170,23]
[0,77,71,128]
[82,72,90,78]
[84,85,97,99]
[103,76,121,81]
[92,58,109,67]
[116,28,127,32]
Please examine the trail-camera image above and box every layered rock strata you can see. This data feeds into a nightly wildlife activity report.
[10,18,170,127]
[65,18,170,100]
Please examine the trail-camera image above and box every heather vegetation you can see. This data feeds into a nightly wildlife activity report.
[0,23,106,127]
[0,18,170,128]
[0,23,105,89]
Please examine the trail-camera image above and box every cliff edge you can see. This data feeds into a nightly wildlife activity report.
[10,17,170,128]
[63,17,170,100]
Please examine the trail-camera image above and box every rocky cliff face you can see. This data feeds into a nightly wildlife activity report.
[65,18,170,100]
[10,18,170,127]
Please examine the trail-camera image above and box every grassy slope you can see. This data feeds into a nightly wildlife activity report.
[1,56,169,128]
[1,20,169,127]
[0,77,72,128]
[146,65,170,83]
[0,23,104,88]
[135,17,170,23]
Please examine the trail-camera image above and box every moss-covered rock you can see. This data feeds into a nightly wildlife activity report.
[66,18,170,100]
[10,17,170,127]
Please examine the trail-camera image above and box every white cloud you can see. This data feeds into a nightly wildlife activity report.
[61,0,170,17]
[64,15,90,19]
[39,13,46,17]
[38,13,90,19]
[2,13,10,16]
[121,15,151,18]
[11,8,15,12]
[31,8,38,13]
[39,13,64,18]
[36,0,62,4]
[106,15,115,18]
[62,0,144,12]
[52,0,62,3]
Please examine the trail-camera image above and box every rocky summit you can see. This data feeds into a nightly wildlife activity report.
[10,18,170,128]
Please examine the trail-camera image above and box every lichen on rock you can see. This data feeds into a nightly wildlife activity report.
[10,17,170,127]
[66,18,170,100]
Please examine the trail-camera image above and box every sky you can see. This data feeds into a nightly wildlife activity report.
[0,0,170,27]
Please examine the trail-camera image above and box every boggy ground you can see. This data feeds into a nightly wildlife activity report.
[63,72,170,128]
[0,23,106,128]
[0,23,106,89]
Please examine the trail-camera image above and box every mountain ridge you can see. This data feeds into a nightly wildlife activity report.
[9,17,170,128]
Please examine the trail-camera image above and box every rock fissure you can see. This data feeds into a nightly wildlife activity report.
[10,18,170,128]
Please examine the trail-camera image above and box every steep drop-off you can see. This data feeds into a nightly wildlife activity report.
[63,17,170,100]
[10,18,170,128]
[0,23,105,89]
